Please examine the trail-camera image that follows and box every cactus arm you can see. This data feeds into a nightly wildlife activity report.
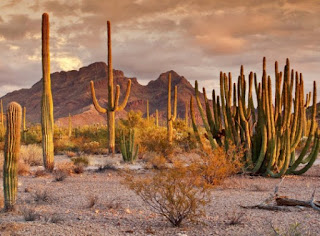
[290,133,320,175]
[146,100,150,120]
[113,85,120,111]
[115,79,132,111]
[194,81,216,149]
[203,87,215,137]
[172,85,177,121]
[90,81,107,113]
[190,96,202,146]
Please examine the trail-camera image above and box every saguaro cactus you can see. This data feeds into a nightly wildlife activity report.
[90,21,131,154]
[155,109,159,127]
[3,102,22,211]
[146,100,150,121]
[22,107,27,143]
[0,99,4,139]
[68,113,72,138]
[167,73,177,144]
[41,13,54,171]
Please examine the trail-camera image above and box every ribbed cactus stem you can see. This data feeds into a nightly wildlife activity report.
[155,109,159,127]
[146,100,149,121]
[41,13,54,171]
[185,102,188,127]
[68,113,72,138]
[90,21,131,154]
[167,73,177,145]
[22,107,27,142]
[3,102,22,211]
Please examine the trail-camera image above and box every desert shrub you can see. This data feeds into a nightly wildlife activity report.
[83,141,100,154]
[20,144,42,166]
[18,160,30,176]
[23,125,42,145]
[124,161,212,227]
[44,213,64,224]
[33,169,48,177]
[66,151,76,158]
[55,161,75,175]
[192,146,244,185]
[144,153,167,170]
[71,156,89,166]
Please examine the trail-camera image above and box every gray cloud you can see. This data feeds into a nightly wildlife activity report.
[0,0,319,98]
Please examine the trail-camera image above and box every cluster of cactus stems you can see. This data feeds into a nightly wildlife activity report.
[22,107,27,142]
[120,129,139,162]
[192,58,320,177]
[3,102,22,211]
[167,73,177,144]
[68,113,72,138]
[90,21,132,154]
[185,102,189,127]
[41,13,54,172]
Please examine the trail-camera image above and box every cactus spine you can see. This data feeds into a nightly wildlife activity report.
[3,102,22,211]
[90,21,131,154]
[120,129,139,162]
[167,73,177,144]
[192,58,319,177]
[68,113,72,138]
[41,13,54,171]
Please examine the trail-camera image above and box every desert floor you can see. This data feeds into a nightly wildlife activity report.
[1,154,320,236]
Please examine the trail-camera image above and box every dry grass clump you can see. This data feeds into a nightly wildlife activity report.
[18,160,30,176]
[55,161,75,175]
[20,144,42,166]
[33,169,49,178]
[87,195,98,208]
[21,207,41,221]
[124,161,212,227]
[144,153,167,170]
[33,190,51,204]
[66,151,76,158]
[71,156,89,166]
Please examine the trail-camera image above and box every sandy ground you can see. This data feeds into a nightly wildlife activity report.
[0,155,320,236]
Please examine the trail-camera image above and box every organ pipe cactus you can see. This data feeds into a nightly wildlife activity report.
[90,21,131,154]
[120,129,139,162]
[3,102,22,211]
[192,57,320,177]
[167,73,177,144]
[41,13,54,171]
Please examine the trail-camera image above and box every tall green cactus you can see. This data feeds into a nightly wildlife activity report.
[120,129,139,163]
[0,99,4,140]
[22,106,27,143]
[41,13,54,172]
[185,101,188,127]
[3,102,22,211]
[155,109,159,127]
[68,113,72,138]
[192,57,319,177]
[90,21,131,154]
[167,73,177,144]
[146,100,150,121]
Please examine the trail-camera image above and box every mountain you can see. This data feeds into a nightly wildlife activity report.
[1,62,201,126]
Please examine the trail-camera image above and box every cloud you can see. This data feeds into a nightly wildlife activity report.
[0,0,319,98]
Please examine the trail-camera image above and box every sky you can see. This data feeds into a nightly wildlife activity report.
[0,0,319,100]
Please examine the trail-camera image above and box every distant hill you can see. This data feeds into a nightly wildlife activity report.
[1,62,202,126]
